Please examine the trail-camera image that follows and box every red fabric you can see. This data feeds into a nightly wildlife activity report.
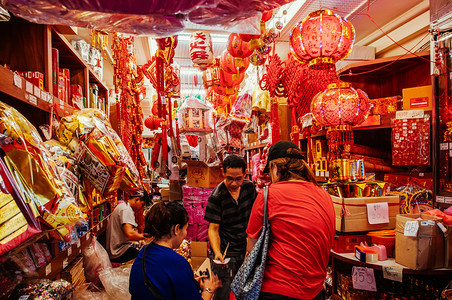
[246,181,335,299]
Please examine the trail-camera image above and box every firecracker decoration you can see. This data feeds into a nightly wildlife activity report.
[112,33,147,180]
[90,29,108,51]
[259,53,284,143]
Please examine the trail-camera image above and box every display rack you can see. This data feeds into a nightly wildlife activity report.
[331,251,452,299]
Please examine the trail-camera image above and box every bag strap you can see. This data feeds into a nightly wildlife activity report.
[142,244,165,300]
[263,186,269,226]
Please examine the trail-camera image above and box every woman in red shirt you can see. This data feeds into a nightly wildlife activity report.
[246,141,335,300]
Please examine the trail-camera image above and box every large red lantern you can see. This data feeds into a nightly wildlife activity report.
[190,31,214,70]
[220,49,250,74]
[227,33,253,58]
[311,81,370,161]
[290,9,355,67]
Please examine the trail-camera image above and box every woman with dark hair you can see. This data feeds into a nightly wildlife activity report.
[129,202,221,300]
[246,141,335,300]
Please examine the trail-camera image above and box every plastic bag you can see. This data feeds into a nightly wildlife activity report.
[99,264,132,300]
[73,283,110,300]
[82,236,112,286]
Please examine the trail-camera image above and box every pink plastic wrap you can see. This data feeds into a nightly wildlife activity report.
[3,0,293,36]
[196,224,208,241]
[251,153,260,181]
[187,224,198,240]
[184,204,194,224]
[192,204,205,224]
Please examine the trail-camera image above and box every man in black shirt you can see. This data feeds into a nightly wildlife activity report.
[204,154,257,299]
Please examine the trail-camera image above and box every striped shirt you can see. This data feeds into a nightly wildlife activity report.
[204,179,257,256]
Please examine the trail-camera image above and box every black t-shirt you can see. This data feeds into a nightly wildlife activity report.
[204,179,257,256]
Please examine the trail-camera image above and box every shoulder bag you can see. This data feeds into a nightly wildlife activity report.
[231,186,270,300]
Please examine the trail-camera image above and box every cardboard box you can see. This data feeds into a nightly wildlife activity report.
[184,160,223,188]
[331,195,400,233]
[190,241,208,270]
[402,85,432,110]
[395,214,444,270]
[445,225,452,268]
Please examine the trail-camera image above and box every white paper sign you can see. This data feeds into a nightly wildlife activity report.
[352,266,377,291]
[63,258,68,269]
[13,73,22,88]
[29,94,37,105]
[383,265,403,282]
[404,221,419,236]
[366,202,389,224]
[76,239,81,248]
[33,86,41,98]
[67,246,72,256]
[45,264,51,276]
[25,81,33,94]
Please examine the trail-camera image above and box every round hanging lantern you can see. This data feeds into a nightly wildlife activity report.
[289,9,355,67]
[220,68,245,87]
[220,50,250,74]
[189,31,214,70]
[250,52,267,66]
[227,33,254,58]
[311,81,370,127]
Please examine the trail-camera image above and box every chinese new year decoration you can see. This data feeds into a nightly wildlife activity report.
[190,31,214,70]
[311,81,371,161]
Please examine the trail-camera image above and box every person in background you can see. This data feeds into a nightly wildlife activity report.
[106,188,150,263]
[204,154,257,299]
[246,141,335,300]
[129,202,221,300]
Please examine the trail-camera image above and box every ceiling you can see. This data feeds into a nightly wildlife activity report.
[130,0,431,97]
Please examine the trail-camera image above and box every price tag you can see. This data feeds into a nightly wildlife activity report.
[320,171,325,177]
[63,258,68,269]
[25,81,33,94]
[45,264,51,276]
[33,86,41,98]
[13,73,22,88]
[352,266,377,291]
[29,95,37,105]
[404,220,419,236]
[366,202,389,224]
[315,170,319,176]
[437,196,445,203]
[18,296,30,300]
[449,150,452,157]
[325,171,329,177]
[444,197,452,204]
[76,239,81,248]
[383,265,403,282]
[67,246,72,256]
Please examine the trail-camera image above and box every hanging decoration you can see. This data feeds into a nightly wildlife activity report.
[311,81,371,161]
[289,9,355,67]
[189,31,214,70]
[227,33,254,59]
[112,33,147,179]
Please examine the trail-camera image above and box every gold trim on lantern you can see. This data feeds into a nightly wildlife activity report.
[308,57,335,66]
[327,124,352,132]
[327,82,352,89]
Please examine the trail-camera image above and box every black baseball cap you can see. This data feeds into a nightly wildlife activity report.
[264,141,305,173]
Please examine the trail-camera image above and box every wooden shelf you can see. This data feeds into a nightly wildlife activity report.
[244,143,268,151]
[338,50,430,78]
[0,65,53,112]
[37,214,110,279]
[331,251,452,275]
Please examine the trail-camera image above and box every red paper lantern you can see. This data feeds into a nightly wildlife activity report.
[250,52,267,66]
[290,9,355,67]
[220,49,250,74]
[239,34,261,42]
[261,10,273,22]
[189,31,214,70]
[227,33,253,58]
[144,115,162,131]
[220,68,245,87]
[311,82,370,127]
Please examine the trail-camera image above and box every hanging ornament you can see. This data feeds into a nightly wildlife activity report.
[290,9,355,67]
[275,21,284,30]
[220,49,250,74]
[261,10,273,22]
[227,33,254,58]
[250,52,267,66]
[189,31,214,70]
[257,44,271,55]
[238,33,261,50]
[264,28,278,44]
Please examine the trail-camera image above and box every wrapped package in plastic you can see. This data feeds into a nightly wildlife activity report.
[0,101,84,241]
[82,236,112,286]
[73,283,110,300]
[57,109,140,196]
[99,264,132,300]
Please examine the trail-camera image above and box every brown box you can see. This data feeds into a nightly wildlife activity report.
[190,241,208,270]
[184,160,223,188]
[445,225,452,268]
[395,214,444,270]
[402,85,432,110]
[331,195,400,233]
